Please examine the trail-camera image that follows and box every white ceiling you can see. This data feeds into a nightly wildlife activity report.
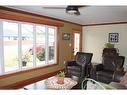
[7,6,127,25]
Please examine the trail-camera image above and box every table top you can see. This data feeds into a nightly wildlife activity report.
[23,76,77,90]
[45,77,77,90]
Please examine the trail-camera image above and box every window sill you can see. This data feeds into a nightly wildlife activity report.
[0,63,58,79]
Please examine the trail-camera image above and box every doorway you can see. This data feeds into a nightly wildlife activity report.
[70,29,82,60]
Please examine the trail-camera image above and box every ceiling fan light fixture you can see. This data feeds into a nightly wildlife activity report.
[66,6,80,15]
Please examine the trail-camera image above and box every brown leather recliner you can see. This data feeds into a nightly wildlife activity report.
[91,48,125,84]
[65,52,93,82]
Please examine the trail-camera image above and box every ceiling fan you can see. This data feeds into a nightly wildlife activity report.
[42,5,86,16]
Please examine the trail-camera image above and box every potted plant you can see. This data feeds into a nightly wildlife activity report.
[22,52,30,66]
[36,49,45,61]
[57,71,65,84]
[104,43,114,48]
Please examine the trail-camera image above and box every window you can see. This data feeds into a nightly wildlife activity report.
[0,19,58,74]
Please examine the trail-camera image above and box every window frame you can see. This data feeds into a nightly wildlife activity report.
[0,19,59,75]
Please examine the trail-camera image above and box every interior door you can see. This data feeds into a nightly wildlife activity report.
[71,29,82,60]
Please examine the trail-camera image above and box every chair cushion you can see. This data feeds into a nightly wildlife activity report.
[67,69,81,77]
[96,70,114,83]
[67,66,81,72]
[71,71,81,77]
[103,57,116,71]
[97,70,114,78]
[67,66,81,77]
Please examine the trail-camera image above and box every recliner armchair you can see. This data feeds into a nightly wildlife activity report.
[65,52,93,82]
[96,56,125,83]
[92,48,125,84]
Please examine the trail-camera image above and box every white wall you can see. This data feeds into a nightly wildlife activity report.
[83,24,127,70]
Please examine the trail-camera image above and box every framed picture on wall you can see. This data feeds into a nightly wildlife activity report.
[108,33,119,43]
[62,33,70,40]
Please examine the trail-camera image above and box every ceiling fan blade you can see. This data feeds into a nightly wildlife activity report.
[42,7,66,9]
[77,5,88,8]
[67,5,88,8]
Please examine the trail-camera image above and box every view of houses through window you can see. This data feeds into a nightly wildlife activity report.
[0,19,57,74]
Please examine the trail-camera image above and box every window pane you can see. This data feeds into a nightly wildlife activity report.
[48,27,56,64]
[3,21,19,72]
[21,24,33,68]
[36,25,46,66]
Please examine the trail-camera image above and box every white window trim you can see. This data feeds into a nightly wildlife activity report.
[18,22,22,70]
[0,20,4,74]
[45,26,49,64]
[33,25,36,67]
[54,27,57,63]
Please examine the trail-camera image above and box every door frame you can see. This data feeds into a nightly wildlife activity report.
[70,28,82,60]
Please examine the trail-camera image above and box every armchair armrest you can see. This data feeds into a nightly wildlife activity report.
[64,61,79,77]
[65,61,78,66]
[113,71,126,82]
[90,63,103,80]
[116,67,124,71]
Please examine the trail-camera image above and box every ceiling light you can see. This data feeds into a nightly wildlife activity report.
[66,6,80,15]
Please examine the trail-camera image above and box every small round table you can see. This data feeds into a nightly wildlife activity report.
[45,76,77,90]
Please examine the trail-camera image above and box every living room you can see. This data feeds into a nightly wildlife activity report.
[0,3,127,92]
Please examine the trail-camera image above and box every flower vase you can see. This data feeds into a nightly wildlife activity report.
[57,77,64,84]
